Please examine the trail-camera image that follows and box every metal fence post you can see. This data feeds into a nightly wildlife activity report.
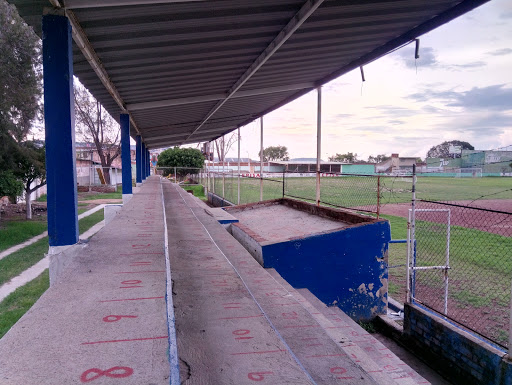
[238,127,241,205]
[282,171,285,198]
[377,175,381,219]
[222,171,225,198]
[410,164,417,302]
[174,166,177,182]
[509,282,512,355]
[260,117,264,202]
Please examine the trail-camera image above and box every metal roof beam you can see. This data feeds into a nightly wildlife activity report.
[63,0,208,9]
[126,83,314,111]
[145,126,237,142]
[183,0,325,143]
[48,0,140,135]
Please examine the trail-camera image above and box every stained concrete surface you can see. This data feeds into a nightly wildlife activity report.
[230,204,349,242]
[164,180,429,384]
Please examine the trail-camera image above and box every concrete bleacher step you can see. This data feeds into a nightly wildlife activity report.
[267,268,430,385]
[168,182,430,384]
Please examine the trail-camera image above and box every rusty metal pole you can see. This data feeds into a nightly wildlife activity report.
[237,128,241,205]
[509,282,512,355]
[377,175,380,219]
[316,86,322,206]
[260,117,264,202]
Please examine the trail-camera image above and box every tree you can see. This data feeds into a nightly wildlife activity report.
[157,147,205,178]
[214,132,237,163]
[367,154,390,163]
[0,132,23,198]
[426,140,474,159]
[328,152,358,163]
[258,145,289,161]
[0,0,42,207]
[0,0,42,143]
[15,141,46,219]
[74,82,120,184]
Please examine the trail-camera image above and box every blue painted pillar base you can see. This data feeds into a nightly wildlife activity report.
[42,14,78,247]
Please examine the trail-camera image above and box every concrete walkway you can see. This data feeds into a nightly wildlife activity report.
[0,178,431,384]
[0,204,105,262]
[0,179,170,384]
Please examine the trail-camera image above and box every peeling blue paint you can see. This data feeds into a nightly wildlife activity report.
[262,220,390,321]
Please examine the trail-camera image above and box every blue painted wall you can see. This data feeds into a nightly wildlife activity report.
[404,303,512,385]
[262,220,390,321]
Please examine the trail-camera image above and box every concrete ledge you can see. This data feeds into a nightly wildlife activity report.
[204,207,239,224]
[104,203,123,225]
[404,303,512,385]
[122,193,133,204]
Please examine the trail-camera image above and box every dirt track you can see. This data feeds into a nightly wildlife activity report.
[380,199,512,236]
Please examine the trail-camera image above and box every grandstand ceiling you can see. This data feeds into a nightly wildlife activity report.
[9,0,490,149]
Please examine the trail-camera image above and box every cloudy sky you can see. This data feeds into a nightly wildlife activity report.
[229,0,512,161]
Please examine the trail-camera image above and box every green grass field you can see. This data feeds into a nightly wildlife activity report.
[0,269,49,339]
[384,212,512,346]
[0,221,48,253]
[180,184,206,200]
[206,175,512,208]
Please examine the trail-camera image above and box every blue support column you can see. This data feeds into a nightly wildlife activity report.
[42,14,78,249]
[120,114,133,203]
[135,135,142,185]
[141,142,147,181]
[147,149,150,177]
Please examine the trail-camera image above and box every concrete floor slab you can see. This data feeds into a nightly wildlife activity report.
[0,177,171,384]
[229,204,349,243]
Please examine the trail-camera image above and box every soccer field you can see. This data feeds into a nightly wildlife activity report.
[209,174,512,209]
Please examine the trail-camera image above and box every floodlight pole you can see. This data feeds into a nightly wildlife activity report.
[260,117,264,202]
[316,86,322,206]
[238,127,241,205]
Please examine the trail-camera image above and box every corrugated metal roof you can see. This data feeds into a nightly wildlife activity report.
[8,0,490,148]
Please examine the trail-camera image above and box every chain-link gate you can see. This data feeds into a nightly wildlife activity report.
[407,209,451,316]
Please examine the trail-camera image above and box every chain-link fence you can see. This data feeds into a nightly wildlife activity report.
[407,173,512,349]
[283,172,413,216]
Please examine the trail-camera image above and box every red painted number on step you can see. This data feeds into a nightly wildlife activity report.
[281,311,298,320]
[330,367,354,379]
[233,329,253,340]
[120,280,143,289]
[80,366,133,382]
[248,372,273,381]
[265,292,281,297]
[102,315,138,323]
[132,244,151,248]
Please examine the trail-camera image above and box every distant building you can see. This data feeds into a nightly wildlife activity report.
[376,154,418,174]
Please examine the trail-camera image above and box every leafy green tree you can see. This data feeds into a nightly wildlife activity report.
[426,140,474,159]
[157,147,205,178]
[328,152,358,163]
[0,0,42,143]
[367,154,390,163]
[258,145,289,161]
[15,141,46,219]
[0,0,43,210]
[0,131,24,202]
